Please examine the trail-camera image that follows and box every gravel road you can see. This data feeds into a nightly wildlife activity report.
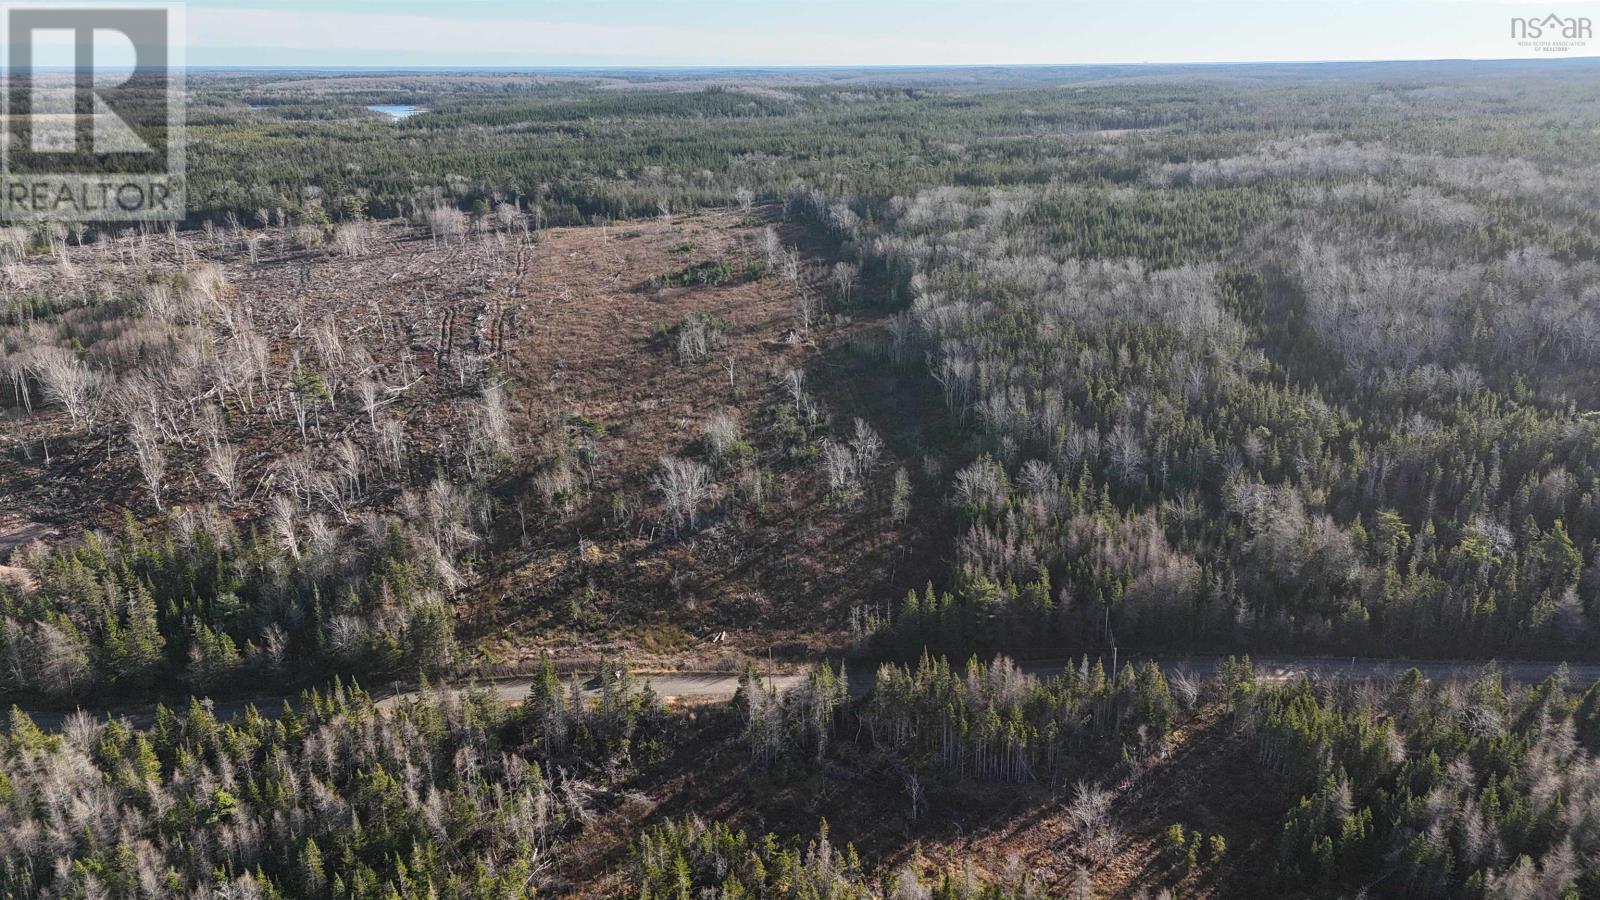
[20,654,1592,731]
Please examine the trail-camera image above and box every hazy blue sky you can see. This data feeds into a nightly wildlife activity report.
[176,1,1598,68]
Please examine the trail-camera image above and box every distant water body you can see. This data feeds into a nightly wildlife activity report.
[367,104,424,120]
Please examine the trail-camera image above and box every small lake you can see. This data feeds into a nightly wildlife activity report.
[367,104,425,120]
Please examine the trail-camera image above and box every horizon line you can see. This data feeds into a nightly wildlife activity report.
[18,56,1600,74]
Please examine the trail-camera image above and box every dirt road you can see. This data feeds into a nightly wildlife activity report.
[385,655,1600,712]
[19,654,1595,731]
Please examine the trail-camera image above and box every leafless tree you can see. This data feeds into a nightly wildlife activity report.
[739,468,768,510]
[333,438,365,502]
[288,386,314,444]
[29,346,99,427]
[231,327,271,409]
[849,418,883,476]
[418,476,481,561]
[761,226,781,270]
[308,468,351,522]
[1170,668,1200,710]
[903,769,925,821]
[703,412,743,465]
[206,440,242,502]
[304,512,338,557]
[653,456,710,535]
[478,383,513,458]
[1069,780,1113,845]
[493,202,520,230]
[533,461,578,515]
[334,220,374,257]
[34,619,91,696]
[675,316,711,364]
[821,440,858,497]
[1106,425,1146,489]
[128,411,167,511]
[953,456,1010,516]
[784,367,807,414]
[311,320,345,370]
[358,378,383,429]
[426,205,468,245]
[269,494,300,559]
[888,311,916,365]
[781,247,801,285]
[890,467,912,523]
[831,261,859,306]
[327,614,368,661]
[796,288,818,333]
[377,416,407,473]
[259,624,288,672]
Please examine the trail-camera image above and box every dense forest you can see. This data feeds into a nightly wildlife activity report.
[3,59,1600,895]
[9,655,1600,897]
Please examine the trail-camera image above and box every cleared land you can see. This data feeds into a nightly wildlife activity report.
[1,209,941,669]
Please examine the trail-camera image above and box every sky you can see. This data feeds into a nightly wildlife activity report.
[162,1,1600,68]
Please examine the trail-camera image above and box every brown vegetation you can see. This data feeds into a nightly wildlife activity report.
[0,208,942,667]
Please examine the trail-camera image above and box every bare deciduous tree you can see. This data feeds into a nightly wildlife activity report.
[257,624,288,672]
[493,202,520,230]
[831,261,859,306]
[783,367,807,414]
[333,220,375,257]
[1170,668,1200,710]
[703,412,743,465]
[128,411,167,511]
[820,440,858,497]
[675,315,711,365]
[478,383,513,458]
[34,619,91,696]
[377,416,407,473]
[269,494,300,559]
[849,418,883,476]
[796,289,818,333]
[781,246,801,285]
[1106,424,1147,489]
[333,438,366,502]
[358,378,383,429]
[426,205,468,244]
[29,346,99,427]
[890,467,912,523]
[761,226,781,271]
[653,456,710,535]
[888,311,916,365]
[206,440,242,502]
[1069,780,1115,862]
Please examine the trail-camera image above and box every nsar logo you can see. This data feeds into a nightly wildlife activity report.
[1510,13,1592,53]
